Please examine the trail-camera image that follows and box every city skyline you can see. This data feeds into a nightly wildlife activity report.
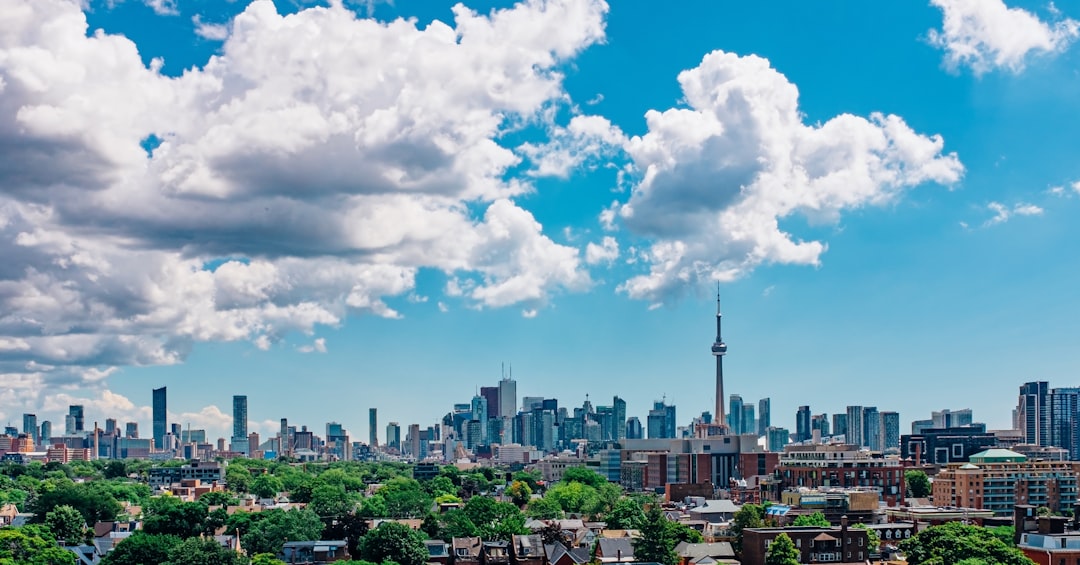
[2,0,1080,439]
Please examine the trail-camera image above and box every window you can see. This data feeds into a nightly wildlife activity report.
[796,539,801,548]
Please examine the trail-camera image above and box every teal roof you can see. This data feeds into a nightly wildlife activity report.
[969,448,1026,462]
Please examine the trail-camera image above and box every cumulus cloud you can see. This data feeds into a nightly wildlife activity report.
[192,15,229,41]
[297,337,327,354]
[585,236,620,265]
[983,201,1044,226]
[928,0,1079,74]
[0,0,608,409]
[605,51,962,304]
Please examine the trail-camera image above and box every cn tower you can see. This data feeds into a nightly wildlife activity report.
[710,286,728,430]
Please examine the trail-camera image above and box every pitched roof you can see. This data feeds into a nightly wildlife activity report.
[673,542,736,559]
[596,537,635,558]
[688,500,741,515]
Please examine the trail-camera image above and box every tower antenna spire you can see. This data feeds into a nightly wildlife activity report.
[711,282,729,433]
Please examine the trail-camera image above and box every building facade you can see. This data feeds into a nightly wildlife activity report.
[932,449,1080,515]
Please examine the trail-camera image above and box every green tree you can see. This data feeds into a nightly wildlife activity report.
[730,503,764,556]
[360,522,428,565]
[378,478,431,518]
[666,520,704,545]
[633,505,677,565]
[765,533,800,565]
[30,481,121,524]
[323,513,369,558]
[358,495,388,518]
[199,491,236,507]
[243,508,324,556]
[905,470,931,498]
[100,532,181,565]
[525,496,564,520]
[899,522,1035,565]
[165,536,243,565]
[506,480,532,507]
[143,501,209,539]
[424,476,457,499]
[605,497,646,530]
[103,461,128,480]
[545,481,598,514]
[0,526,76,565]
[45,504,86,544]
[250,474,284,499]
[989,525,1016,546]
[791,512,830,527]
[310,484,355,518]
[250,554,287,565]
[438,509,479,541]
[852,524,880,552]
[225,465,252,494]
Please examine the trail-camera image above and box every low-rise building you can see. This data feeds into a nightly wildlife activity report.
[778,443,904,506]
[742,520,870,565]
[932,449,1080,515]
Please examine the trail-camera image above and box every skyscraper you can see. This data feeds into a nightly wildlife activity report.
[846,406,864,446]
[711,289,728,430]
[881,411,900,452]
[471,395,488,442]
[152,387,167,451]
[1050,388,1080,460]
[626,417,643,440]
[386,422,401,451]
[758,398,771,437]
[22,414,37,445]
[647,400,677,439]
[369,408,378,447]
[612,396,627,441]
[68,405,84,433]
[125,422,137,438]
[728,395,744,434]
[232,395,248,455]
[280,418,290,455]
[65,414,76,436]
[39,421,51,443]
[832,413,847,439]
[862,407,881,451]
[1019,382,1050,446]
[499,375,517,419]
[480,386,500,421]
[795,406,811,442]
[741,404,755,437]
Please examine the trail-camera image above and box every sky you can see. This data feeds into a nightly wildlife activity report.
[1,0,1079,444]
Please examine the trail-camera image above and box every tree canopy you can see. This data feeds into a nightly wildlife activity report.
[906,470,932,499]
[359,522,428,565]
[633,505,677,565]
[765,533,800,565]
[791,512,830,527]
[899,522,1035,565]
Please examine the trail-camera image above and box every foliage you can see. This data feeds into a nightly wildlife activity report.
[633,505,677,565]
[791,512,830,527]
[506,480,532,507]
[310,484,356,518]
[605,497,646,530]
[899,522,1036,565]
[852,523,880,551]
[102,461,128,480]
[143,500,210,539]
[377,478,432,518]
[198,491,237,507]
[165,536,244,565]
[545,481,598,515]
[30,481,121,525]
[525,496,564,520]
[560,467,607,489]
[512,470,541,493]
[437,509,479,541]
[666,520,704,545]
[905,470,931,499]
[730,503,764,556]
[424,476,457,499]
[225,465,252,494]
[242,508,325,556]
[250,554,287,565]
[101,532,182,565]
[359,522,428,565]
[322,513,369,558]
[989,525,1016,546]
[0,526,76,565]
[45,504,86,544]
[765,533,800,565]
[250,474,284,499]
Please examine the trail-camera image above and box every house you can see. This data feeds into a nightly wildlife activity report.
[673,542,737,565]
[595,538,635,563]
[545,543,591,565]
[62,545,101,565]
[0,504,18,526]
[511,534,544,565]
[279,540,350,564]
[452,537,482,564]
[424,539,450,564]
[482,540,511,565]
[687,500,741,523]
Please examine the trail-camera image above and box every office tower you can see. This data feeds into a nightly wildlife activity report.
[3,426,16,437]
[522,397,544,412]
[613,396,627,441]
[471,395,488,442]
[480,386,500,421]
[368,409,378,447]
[796,406,811,442]
[728,395,744,434]
[152,386,166,450]
[125,422,138,438]
[170,423,181,438]
[39,421,51,444]
[65,414,76,435]
[386,422,401,450]
[862,407,881,451]
[811,414,830,437]
[279,418,289,455]
[1050,388,1080,460]
[647,399,676,439]
[846,406,864,446]
[232,395,248,439]
[22,414,37,445]
[499,374,517,419]
[931,408,974,429]
[832,413,847,439]
[105,419,117,436]
[741,404,755,437]
[911,419,934,435]
[626,417,643,440]
[767,427,790,452]
[181,429,206,443]
[1019,381,1050,446]
[710,289,728,429]
[68,405,84,433]
[881,411,900,452]
[407,423,422,458]
[758,398,771,436]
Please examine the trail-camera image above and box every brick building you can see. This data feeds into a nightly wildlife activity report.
[742,519,869,565]
[778,443,905,506]
[932,449,1080,515]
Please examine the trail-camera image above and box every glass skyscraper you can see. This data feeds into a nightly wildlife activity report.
[152,387,167,450]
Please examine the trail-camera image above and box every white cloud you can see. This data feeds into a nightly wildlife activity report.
[0,0,608,401]
[983,201,1044,226]
[519,115,628,177]
[606,51,962,303]
[192,15,229,41]
[1074,181,1080,194]
[585,236,619,265]
[928,0,1079,74]
[297,337,327,354]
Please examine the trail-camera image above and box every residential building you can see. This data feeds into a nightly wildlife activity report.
[758,398,771,437]
[795,406,811,442]
[1051,387,1080,460]
[625,417,643,440]
[612,396,627,441]
[845,406,863,447]
[741,403,755,439]
[647,400,676,439]
[900,424,998,465]
[729,395,744,434]
[21,414,36,446]
[39,421,51,444]
[831,413,847,439]
[932,408,974,428]
[1019,381,1051,447]
[232,395,248,455]
[152,387,166,451]
[742,521,869,565]
[881,411,900,453]
[124,422,137,439]
[778,443,905,506]
[862,407,881,451]
[811,414,830,439]
[767,427,790,453]
[932,448,1080,515]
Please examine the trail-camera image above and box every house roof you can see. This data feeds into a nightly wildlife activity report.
[596,537,635,558]
[513,534,543,550]
[547,542,591,564]
[688,500,741,515]
[673,542,736,559]
[813,533,837,542]
[452,537,482,556]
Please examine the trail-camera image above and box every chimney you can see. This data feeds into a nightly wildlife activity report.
[841,514,848,538]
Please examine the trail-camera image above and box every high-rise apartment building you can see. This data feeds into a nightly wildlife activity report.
[68,405,84,433]
[386,422,401,451]
[22,414,37,445]
[832,413,847,439]
[480,387,500,421]
[1018,382,1050,446]
[612,396,627,441]
[932,408,974,429]
[65,414,76,436]
[729,395,744,434]
[499,376,517,419]
[105,419,117,436]
[795,406,811,442]
[1050,388,1080,460]
[881,411,900,452]
[125,422,138,438]
[758,398,771,437]
[862,407,881,451]
[741,404,755,437]
[846,406,864,446]
[767,427,790,452]
[647,400,676,439]
[471,395,488,442]
[152,387,167,451]
[368,408,378,447]
[232,395,248,455]
[811,413,830,438]
[626,417,643,440]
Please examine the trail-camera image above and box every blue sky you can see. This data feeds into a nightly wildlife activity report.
[1,0,1079,443]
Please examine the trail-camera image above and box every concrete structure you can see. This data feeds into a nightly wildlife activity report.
[499,376,517,419]
[368,408,378,448]
[932,448,1080,515]
[711,290,728,431]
